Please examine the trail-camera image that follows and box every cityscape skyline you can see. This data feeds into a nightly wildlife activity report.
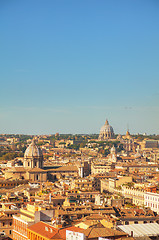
[1,1,159,135]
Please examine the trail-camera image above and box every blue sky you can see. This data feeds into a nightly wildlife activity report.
[0,0,159,134]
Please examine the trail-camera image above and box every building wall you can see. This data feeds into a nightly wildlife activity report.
[4,171,28,180]
[141,140,158,149]
[0,217,13,237]
[101,177,132,194]
[144,192,159,214]
[101,179,109,193]
[74,179,93,191]
[13,216,29,240]
[0,180,28,189]
[28,172,47,182]
[122,187,144,206]
[121,219,156,225]
[91,165,111,175]
[19,204,46,222]
[128,165,158,173]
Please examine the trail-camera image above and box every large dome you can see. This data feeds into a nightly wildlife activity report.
[98,119,115,140]
[24,139,43,159]
[100,120,114,134]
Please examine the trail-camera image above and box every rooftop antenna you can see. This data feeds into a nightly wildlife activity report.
[127,123,129,132]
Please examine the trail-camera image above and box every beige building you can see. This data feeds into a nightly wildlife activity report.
[127,164,158,173]
[101,176,132,193]
[0,203,19,237]
[72,179,93,191]
[28,168,47,182]
[122,186,145,206]
[141,140,159,149]
[91,164,112,175]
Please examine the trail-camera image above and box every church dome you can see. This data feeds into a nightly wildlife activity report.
[98,119,115,140]
[24,139,43,159]
[100,120,114,134]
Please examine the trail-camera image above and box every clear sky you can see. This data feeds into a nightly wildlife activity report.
[0,0,159,135]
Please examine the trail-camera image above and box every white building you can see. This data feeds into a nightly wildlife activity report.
[144,192,159,214]
[122,186,144,206]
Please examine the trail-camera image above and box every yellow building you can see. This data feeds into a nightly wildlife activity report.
[20,204,46,222]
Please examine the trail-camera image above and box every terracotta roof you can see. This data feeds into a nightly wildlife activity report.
[85,214,105,220]
[84,226,127,239]
[47,166,78,172]
[117,208,158,219]
[28,168,46,173]
[28,221,58,238]
[0,215,12,220]
[6,167,26,172]
[50,232,63,239]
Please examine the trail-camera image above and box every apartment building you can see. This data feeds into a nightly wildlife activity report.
[144,192,159,214]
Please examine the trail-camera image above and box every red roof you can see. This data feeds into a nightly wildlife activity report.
[28,222,84,239]
[28,222,59,239]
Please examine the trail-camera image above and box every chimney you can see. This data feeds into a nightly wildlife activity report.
[131,231,133,237]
